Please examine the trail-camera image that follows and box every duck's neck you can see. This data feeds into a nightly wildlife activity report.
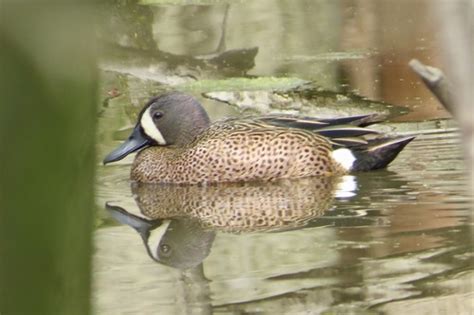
[174,107,211,146]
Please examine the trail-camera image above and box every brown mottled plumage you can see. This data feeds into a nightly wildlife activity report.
[103,92,415,184]
[131,120,343,184]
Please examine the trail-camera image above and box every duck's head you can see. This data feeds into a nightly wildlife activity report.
[106,202,216,269]
[103,92,210,164]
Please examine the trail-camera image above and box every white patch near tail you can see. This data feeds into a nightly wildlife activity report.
[331,148,356,171]
[146,220,171,260]
[141,107,167,145]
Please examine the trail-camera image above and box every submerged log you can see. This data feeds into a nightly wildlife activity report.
[409,59,454,114]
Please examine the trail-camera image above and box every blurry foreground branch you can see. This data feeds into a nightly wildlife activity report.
[0,2,97,314]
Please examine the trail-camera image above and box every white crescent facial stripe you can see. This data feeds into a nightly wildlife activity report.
[146,220,172,260]
[141,107,167,145]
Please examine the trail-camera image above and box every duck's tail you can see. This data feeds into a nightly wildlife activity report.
[259,113,415,172]
[331,136,416,172]
[351,135,415,171]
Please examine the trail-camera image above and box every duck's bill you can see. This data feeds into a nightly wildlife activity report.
[103,125,152,164]
[105,202,162,234]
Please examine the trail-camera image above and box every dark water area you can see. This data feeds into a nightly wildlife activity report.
[95,1,473,314]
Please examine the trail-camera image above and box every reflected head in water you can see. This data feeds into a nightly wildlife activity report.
[103,92,415,184]
[106,203,215,270]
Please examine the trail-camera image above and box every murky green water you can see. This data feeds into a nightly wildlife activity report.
[94,1,472,314]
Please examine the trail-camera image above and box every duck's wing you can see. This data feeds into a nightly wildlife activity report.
[256,115,416,171]
[219,113,380,129]
[211,114,415,172]
[215,113,392,143]
[257,113,380,128]
[224,114,381,147]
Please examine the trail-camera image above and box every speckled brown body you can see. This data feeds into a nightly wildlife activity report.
[131,120,347,184]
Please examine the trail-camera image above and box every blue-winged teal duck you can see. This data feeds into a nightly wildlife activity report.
[104,92,415,184]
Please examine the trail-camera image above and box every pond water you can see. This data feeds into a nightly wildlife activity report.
[94,1,473,314]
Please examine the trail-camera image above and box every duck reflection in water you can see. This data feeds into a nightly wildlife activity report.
[107,204,216,270]
[106,175,357,269]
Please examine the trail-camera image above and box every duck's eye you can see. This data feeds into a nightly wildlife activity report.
[153,111,163,120]
[160,244,172,256]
